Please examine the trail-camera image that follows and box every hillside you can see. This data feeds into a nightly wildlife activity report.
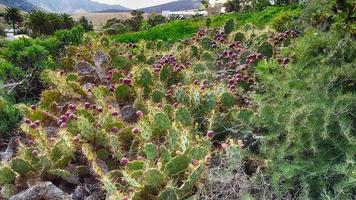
[0,0,38,12]
[26,0,129,13]
[101,0,202,13]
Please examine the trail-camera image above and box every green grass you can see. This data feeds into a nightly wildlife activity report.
[112,5,302,43]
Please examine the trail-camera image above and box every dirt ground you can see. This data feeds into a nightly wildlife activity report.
[72,12,150,31]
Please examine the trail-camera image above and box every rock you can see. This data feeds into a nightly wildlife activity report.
[0,137,17,162]
[120,105,138,123]
[93,51,107,68]
[62,165,80,185]
[71,186,87,200]
[75,62,96,76]
[9,182,72,200]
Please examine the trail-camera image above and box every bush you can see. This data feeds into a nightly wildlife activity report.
[271,11,299,32]
[104,23,128,35]
[253,30,356,199]
[224,0,241,13]
[148,13,167,28]
[252,0,270,11]
[0,96,20,135]
[0,24,6,36]
[77,16,94,32]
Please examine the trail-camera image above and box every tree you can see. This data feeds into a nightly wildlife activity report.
[201,0,210,9]
[252,0,270,11]
[77,16,94,32]
[25,10,49,36]
[60,14,75,30]
[224,0,241,13]
[127,10,144,32]
[148,13,166,27]
[2,7,23,35]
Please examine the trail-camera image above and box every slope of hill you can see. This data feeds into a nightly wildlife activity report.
[26,0,129,13]
[0,0,38,12]
[141,0,201,12]
[101,0,202,13]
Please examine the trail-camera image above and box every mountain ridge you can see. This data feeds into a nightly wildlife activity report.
[100,0,202,13]
[0,0,38,12]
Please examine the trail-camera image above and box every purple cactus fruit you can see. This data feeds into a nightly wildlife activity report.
[112,111,119,117]
[173,102,179,108]
[69,114,77,120]
[32,150,39,157]
[84,102,91,109]
[25,118,32,125]
[60,115,68,122]
[221,143,229,150]
[120,157,129,165]
[30,123,38,129]
[206,130,215,139]
[69,104,77,111]
[30,104,37,110]
[132,128,140,134]
[60,123,67,129]
[111,127,119,133]
[192,159,199,166]
[96,106,103,113]
[34,120,40,126]
[136,110,144,118]
[137,156,144,161]
[14,138,21,145]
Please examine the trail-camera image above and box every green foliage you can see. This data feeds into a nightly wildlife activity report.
[257,42,273,58]
[148,13,167,28]
[165,155,190,176]
[224,19,235,35]
[154,112,171,129]
[224,0,241,13]
[25,10,76,36]
[0,166,16,185]
[77,16,94,32]
[112,5,301,43]
[175,108,192,126]
[10,158,32,175]
[254,29,356,199]
[0,97,20,135]
[2,7,23,34]
[220,92,235,108]
[144,143,157,161]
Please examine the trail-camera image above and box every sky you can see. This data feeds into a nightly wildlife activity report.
[94,0,177,9]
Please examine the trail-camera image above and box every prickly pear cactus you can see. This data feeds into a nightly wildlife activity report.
[257,42,274,58]
[0,166,16,185]
[234,32,245,42]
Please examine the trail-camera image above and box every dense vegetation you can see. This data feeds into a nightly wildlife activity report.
[0,0,355,199]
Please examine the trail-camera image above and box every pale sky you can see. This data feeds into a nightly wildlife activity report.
[94,0,177,9]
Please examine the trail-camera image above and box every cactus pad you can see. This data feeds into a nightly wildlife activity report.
[154,113,171,129]
[0,166,16,185]
[257,42,274,58]
[164,155,190,176]
[144,143,157,161]
[175,107,192,126]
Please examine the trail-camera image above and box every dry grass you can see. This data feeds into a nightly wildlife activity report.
[72,12,150,31]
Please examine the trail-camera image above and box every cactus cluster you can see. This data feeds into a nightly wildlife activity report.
[0,22,298,199]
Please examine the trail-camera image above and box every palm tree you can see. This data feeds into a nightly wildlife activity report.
[25,10,49,36]
[2,7,23,35]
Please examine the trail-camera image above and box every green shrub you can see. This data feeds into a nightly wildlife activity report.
[253,30,356,199]
[271,11,298,32]
[0,96,20,135]
[148,13,167,28]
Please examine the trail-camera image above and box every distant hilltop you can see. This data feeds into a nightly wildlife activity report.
[0,0,129,13]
